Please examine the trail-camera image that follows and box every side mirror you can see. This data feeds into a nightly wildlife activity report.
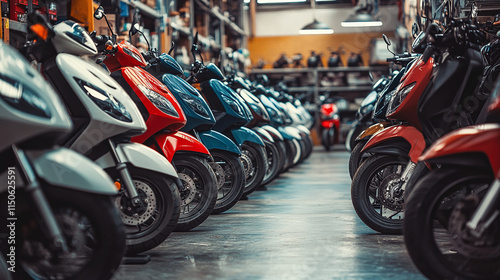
[168,41,175,56]
[412,22,419,39]
[129,8,139,40]
[368,71,374,82]
[382,34,391,46]
[94,6,104,20]
[130,23,140,36]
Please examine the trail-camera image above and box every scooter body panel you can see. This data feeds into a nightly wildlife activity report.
[120,67,186,143]
[29,148,117,195]
[161,73,215,132]
[278,126,302,140]
[154,131,211,162]
[355,122,391,142]
[231,127,265,147]
[261,125,284,141]
[420,124,500,178]
[95,142,178,178]
[45,53,146,154]
[387,57,434,130]
[362,125,426,163]
[198,130,241,155]
[252,126,274,143]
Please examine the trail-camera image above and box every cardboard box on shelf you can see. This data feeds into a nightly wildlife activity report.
[1,17,9,43]
[142,0,156,9]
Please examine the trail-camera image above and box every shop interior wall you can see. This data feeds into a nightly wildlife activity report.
[248,32,393,68]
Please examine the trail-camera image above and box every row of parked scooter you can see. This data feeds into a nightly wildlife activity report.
[0,7,313,280]
[347,8,500,280]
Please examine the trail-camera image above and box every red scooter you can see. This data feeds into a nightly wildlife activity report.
[404,75,500,280]
[351,20,496,234]
[94,17,217,232]
[319,98,340,151]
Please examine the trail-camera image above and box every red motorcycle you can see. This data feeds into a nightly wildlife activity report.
[94,20,217,232]
[319,99,340,151]
[351,20,496,234]
[404,72,500,280]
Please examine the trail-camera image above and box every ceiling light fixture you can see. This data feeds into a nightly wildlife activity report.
[299,0,333,34]
[341,0,383,28]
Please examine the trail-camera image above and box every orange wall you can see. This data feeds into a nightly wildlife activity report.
[248,32,393,68]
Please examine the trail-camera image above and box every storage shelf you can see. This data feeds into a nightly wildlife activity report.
[194,0,247,36]
[251,66,388,75]
[8,20,27,33]
[121,0,161,18]
[287,86,374,93]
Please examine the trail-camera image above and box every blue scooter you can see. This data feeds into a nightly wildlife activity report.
[144,47,245,214]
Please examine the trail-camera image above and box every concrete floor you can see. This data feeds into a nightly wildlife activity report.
[113,146,425,280]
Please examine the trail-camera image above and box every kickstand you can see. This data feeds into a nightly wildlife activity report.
[122,254,152,265]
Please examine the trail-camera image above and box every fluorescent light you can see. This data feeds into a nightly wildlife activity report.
[299,29,334,34]
[341,21,383,27]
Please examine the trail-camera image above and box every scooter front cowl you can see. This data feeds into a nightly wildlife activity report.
[231,127,265,147]
[198,130,241,155]
[154,131,211,162]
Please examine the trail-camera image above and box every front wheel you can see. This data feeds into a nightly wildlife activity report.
[210,150,245,214]
[0,185,125,280]
[173,156,217,231]
[118,168,180,255]
[240,142,267,196]
[348,139,369,180]
[351,154,407,234]
[321,127,335,151]
[404,168,498,280]
[261,140,281,185]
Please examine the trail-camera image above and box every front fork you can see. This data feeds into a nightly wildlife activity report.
[12,145,68,252]
[399,160,417,192]
[466,178,500,237]
[108,139,141,207]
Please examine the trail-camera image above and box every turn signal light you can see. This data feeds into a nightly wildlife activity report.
[114,181,121,190]
[30,24,49,40]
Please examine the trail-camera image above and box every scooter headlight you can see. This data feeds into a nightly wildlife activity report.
[0,75,51,118]
[137,85,179,118]
[387,82,416,116]
[123,47,145,64]
[76,79,132,122]
[221,94,244,117]
[178,91,211,118]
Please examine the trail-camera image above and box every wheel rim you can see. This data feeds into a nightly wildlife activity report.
[116,179,165,239]
[427,176,500,278]
[242,148,259,187]
[263,144,278,181]
[177,164,209,219]
[364,161,405,222]
[20,207,97,279]
[209,161,225,191]
[212,154,237,203]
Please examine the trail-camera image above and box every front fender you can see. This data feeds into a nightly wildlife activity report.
[95,142,179,178]
[261,125,284,141]
[29,148,117,195]
[231,127,265,146]
[155,131,211,161]
[362,125,426,163]
[252,127,274,143]
[420,124,500,178]
[199,130,241,155]
[296,125,310,135]
[278,126,302,140]
[355,122,390,142]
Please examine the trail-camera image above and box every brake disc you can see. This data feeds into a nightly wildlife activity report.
[178,173,197,206]
[116,181,157,226]
[380,174,404,211]
[240,152,253,178]
[209,161,225,190]
[448,195,500,259]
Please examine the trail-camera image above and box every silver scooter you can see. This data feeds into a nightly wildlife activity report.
[23,13,180,255]
[0,40,125,280]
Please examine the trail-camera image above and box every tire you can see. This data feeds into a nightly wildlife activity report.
[348,139,368,180]
[240,142,267,196]
[346,123,367,152]
[173,156,217,231]
[0,185,125,280]
[210,150,245,214]
[303,133,314,160]
[275,139,287,175]
[281,139,297,173]
[261,140,281,185]
[404,168,497,280]
[351,154,408,234]
[119,168,180,255]
[291,138,302,166]
[322,127,335,151]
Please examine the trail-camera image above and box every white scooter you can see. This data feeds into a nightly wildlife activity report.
[0,40,125,280]
[23,13,180,255]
